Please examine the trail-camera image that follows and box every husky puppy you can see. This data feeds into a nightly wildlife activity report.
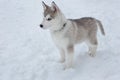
[40,1,105,69]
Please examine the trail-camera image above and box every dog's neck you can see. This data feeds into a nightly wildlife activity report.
[53,22,67,32]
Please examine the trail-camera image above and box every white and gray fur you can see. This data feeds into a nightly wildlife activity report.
[40,1,105,69]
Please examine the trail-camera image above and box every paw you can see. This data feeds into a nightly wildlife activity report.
[89,53,96,57]
[59,59,65,63]
[63,63,73,70]
[88,51,91,54]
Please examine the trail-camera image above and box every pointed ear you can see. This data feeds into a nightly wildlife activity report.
[42,1,48,10]
[51,1,60,12]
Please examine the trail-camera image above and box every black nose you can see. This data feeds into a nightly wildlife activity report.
[40,24,43,28]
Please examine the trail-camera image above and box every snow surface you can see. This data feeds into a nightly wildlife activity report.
[0,0,120,80]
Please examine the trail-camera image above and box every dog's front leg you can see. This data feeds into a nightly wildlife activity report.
[59,48,65,63]
[64,45,74,69]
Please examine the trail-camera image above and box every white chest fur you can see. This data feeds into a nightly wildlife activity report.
[51,31,69,48]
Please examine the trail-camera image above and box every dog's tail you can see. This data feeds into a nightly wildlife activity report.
[96,19,105,35]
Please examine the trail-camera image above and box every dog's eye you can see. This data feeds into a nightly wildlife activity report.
[47,18,52,21]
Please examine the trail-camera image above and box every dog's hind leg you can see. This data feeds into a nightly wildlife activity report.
[89,44,97,57]
[86,35,98,57]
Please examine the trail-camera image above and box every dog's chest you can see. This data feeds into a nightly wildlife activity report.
[51,32,68,48]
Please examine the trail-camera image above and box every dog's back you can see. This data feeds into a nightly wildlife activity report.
[66,17,105,44]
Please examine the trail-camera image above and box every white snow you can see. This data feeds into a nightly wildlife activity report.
[0,0,120,80]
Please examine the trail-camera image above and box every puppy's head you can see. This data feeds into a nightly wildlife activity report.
[40,1,63,30]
